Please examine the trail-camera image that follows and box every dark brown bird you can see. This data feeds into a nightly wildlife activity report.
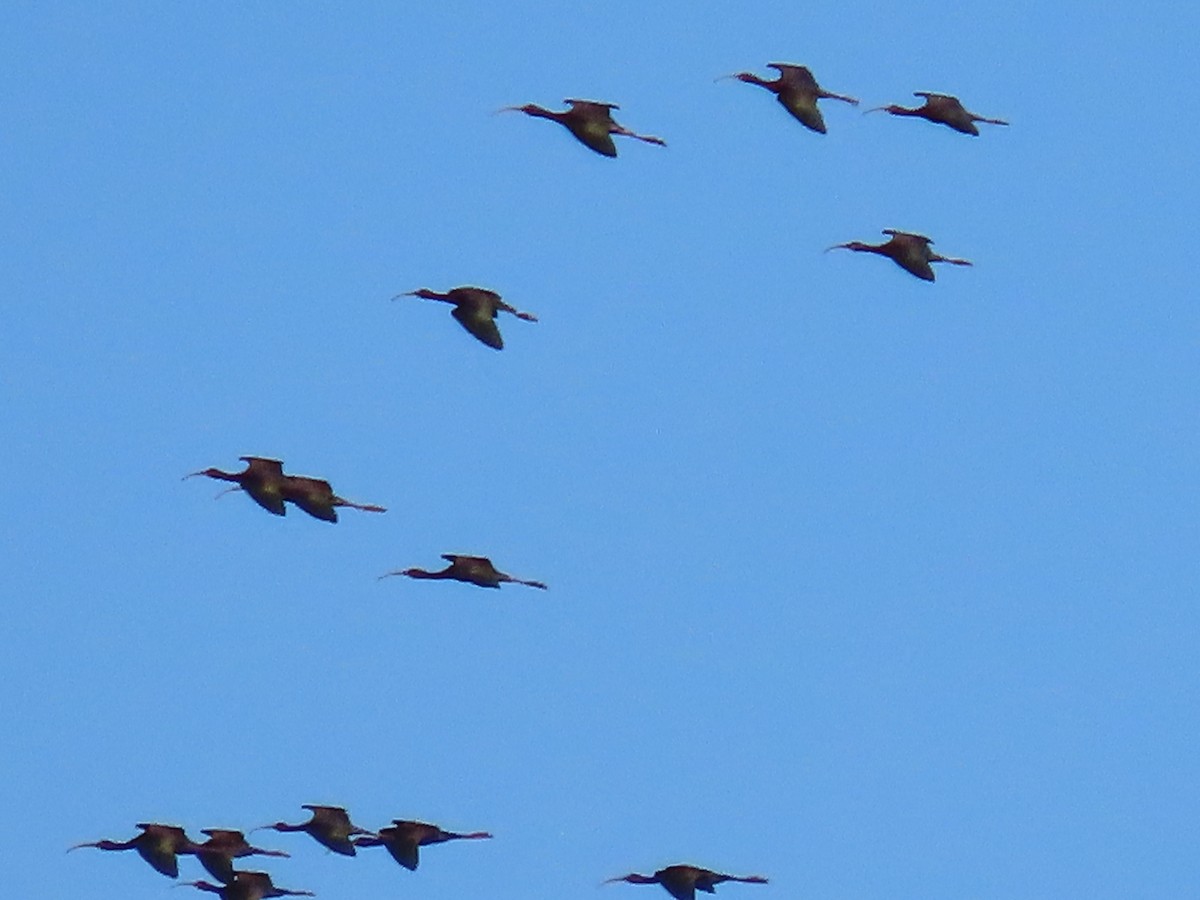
[186,458,385,522]
[604,865,769,900]
[68,823,197,878]
[721,63,858,133]
[192,829,290,884]
[380,554,548,590]
[178,870,314,900]
[826,229,973,281]
[396,287,538,350]
[354,820,492,870]
[255,805,374,857]
[866,92,1008,135]
[280,474,386,523]
[186,457,289,517]
[499,99,666,157]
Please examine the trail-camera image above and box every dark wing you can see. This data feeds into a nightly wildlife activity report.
[777,91,826,132]
[244,487,287,516]
[284,478,339,522]
[288,495,338,522]
[882,229,932,243]
[769,63,819,91]
[451,304,504,349]
[565,98,619,110]
[136,845,180,878]
[197,849,238,884]
[240,457,285,477]
[383,832,421,870]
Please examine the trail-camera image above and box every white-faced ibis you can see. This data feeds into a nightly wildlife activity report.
[499,99,666,157]
[866,92,1008,135]
[255,806,374,857]
[178,870,314,900]
[354,820,492,870]
[396,287,538,350]
[604,865,769,900]
[186,457,289,517]
[281,474,386,523]
[721,63,858,133]
[187,458,385,523]
[68,823,197,878]
[380,554,548,590]
[193,829,290,884]
[826,229,973,281]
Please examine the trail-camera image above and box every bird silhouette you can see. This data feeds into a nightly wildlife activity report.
[396,287,538,350]
[721,63,858,133]
[499,99,666,157]
[177,870,314,900]
[354,820,492,870]
[192,829,290,884]
[186,458,384,522]
[826,229,973,281]
[185,457,289,517]
[280,474,386,523]
[604,865,769,900]
[255,805,374,856]
[68,823,197,878]
[866,92,1008,135]
[380,554,548,590]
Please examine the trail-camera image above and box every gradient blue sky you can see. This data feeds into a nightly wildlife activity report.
[3,3,1198,899]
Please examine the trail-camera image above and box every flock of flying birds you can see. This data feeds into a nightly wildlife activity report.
[71,60,1007,900]
[69,812,767,900]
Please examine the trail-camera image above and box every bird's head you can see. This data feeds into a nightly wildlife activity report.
[604,874,658,886]
[395,288,437,301]
[495,104,540,116]
[183,468,222,481]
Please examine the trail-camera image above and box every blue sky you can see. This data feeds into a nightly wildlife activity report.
[2,3,1197,899]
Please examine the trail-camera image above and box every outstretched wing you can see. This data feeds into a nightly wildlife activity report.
[451,304,504,349]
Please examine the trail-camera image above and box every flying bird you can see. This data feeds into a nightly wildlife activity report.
[68,823,197,878]
[720,63,858,133]
[255,806,374,857]
[185,457,290,517]
[499,99,666,157]
[177,870,314,900]
[396,287,537,350]
[604,865,769,900]
[354,820,492,870]
[192,829,290,884]
[280,474,386,523]
[826,229,973,281]
[187,458,385,523]
[866,92,1008,135]
[380,554,548,590]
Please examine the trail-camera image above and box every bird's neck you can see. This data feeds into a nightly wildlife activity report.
[738,73,779,92]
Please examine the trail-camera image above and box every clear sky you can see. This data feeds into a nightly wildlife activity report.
[3,3,1198,899]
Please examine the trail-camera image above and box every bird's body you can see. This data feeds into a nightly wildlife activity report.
[179,870,314,900]
[867,92,1008,135]
[397,287,537,349]
[354,820,492,870]
[187,458,385,523]
[500,99,666,157]
[68,823,197,878]
[193,829,290,884]
[281,475,386,523]
[257,805,374,857]
[724,63,858,133]
[605,865,769,900]
[381,554,548,590]
[826,229,973,281]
